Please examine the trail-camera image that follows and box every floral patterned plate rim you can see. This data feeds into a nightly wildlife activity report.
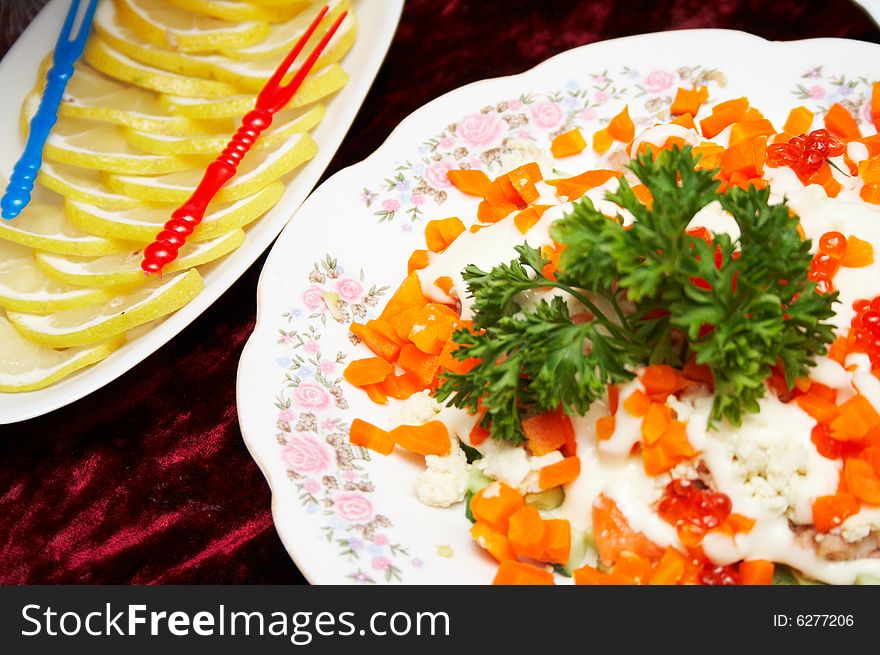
[236,30,880,584]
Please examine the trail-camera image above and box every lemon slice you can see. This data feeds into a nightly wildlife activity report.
[96,0,355,91]
[0,314,125,393]
[84,37,238,98]
[22,93,188,176]
[115,0,270,53]
[167,0,309,23]
[123,104,325,155]
[0,192,133,257]
[35,229,246,287]
[107,131,317,203]
[59,62,198,136]
[7,269,204,348]
[65,181,283,242]
[159,63,347,118]
[38,162,140,211]
[0,241,115,314]
[219,0,349,61]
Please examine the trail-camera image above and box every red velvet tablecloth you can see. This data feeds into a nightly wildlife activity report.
[1,0,879,584]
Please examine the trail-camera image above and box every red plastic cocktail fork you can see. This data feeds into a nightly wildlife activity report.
[141,5,348,275]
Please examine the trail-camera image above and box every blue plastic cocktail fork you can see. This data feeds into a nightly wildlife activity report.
[1,0,99,220]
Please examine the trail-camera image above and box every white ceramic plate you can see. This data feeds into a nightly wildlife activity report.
[237,30,880,584]
[0,0,403,424]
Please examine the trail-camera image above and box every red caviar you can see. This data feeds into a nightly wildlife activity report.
[658,479,732,547]
[766,129,845,180]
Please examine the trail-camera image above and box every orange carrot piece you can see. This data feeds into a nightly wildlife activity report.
[641,364,680,399]
[642,443,675,475]
[471,482,524,533]
[872,81,880,131]
[830,394,880,441]
[670,86,708,116]
[397,343,439,387]
[795,392,840,424]
[862,184,880,205]
[546,169,620,201]
[607,105,635,143]
[631,183,653,209]
[349,418,395,455]
[641,402,671,446]
[523,409,574,455]
[513,204,551,235]
[437,337,478,375]
[379,373,421,400]
[595,415,616,440]
[469,421,490,446]
[861,157,880,184]
[592,494,663,566]
[844,458,880,504]
[740,560,775,585]
[362,383,388,405]
[700,97,749,138]
[407,249,430,273]
[492,560,555,585]
[592,127,613,154]
[824,102,861,140]
[508,506,547,560]
[783,106,813,135]
[446,169,491,197]
[573,564,629,585]
[471,521,517,562]
[379,272,427,321]
[692,142,724,171]
[389,305,422,342]
[670,112,696,130]
[389,421,451,456]
[812,493,860,532]
[408,303,458,355]
[551,128,587,158]
[840,236,874,268]
[612,551,653,584]
[350,322,401,362]
[729,119,775,146]
[542,519,571,564]
[623,389,651,417]
[648,547,686,585]
[658,419,698,459]
[720,136,767,179]
[343,357,394,387]
[425,217,466,253]
[538,456,581,490]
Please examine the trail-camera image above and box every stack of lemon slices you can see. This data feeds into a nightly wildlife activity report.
[0,0,356,393]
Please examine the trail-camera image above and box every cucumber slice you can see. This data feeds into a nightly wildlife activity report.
[464,468,492,523]
[524,487,565,511]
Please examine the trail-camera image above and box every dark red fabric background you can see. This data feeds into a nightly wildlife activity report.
[1,0,878,584]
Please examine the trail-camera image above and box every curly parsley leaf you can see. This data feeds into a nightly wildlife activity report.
[437,145,836,440]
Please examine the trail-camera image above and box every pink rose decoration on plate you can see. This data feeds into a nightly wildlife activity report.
[278,408,294,422]
[643,70,674,94]
[335,277,363,302]
[579,107,598,122]
[438,136,455,149]
[372,556,391,571]
[303,340,320,355]
[335,492,374,523]
[530,101,564,129]
[292,382,331,411]
[424,160,454,189]
[303,479,320,495]
[809,85,825,100]
[301,285,326,311]
[382,198,400,212]
[595,91,610,104]
[456,112,503,147]
[319,360,336,376]
[282,433,333,476]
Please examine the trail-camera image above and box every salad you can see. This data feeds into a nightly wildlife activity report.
[344,83,880,585]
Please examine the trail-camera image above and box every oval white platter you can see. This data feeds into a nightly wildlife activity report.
[237,30,880,584]
[0,0,404,424]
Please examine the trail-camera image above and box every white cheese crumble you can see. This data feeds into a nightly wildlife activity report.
[476,438,563,494]
[391,390,441,427]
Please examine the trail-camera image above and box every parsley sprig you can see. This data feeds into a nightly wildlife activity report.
[435,146,836,444]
